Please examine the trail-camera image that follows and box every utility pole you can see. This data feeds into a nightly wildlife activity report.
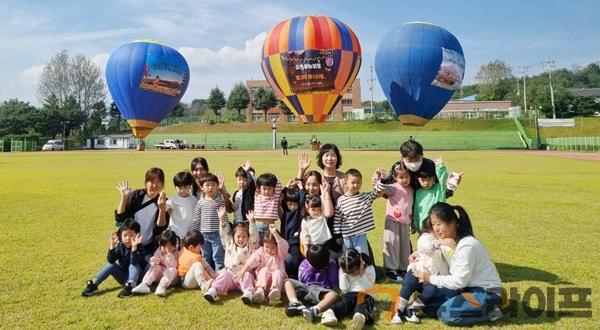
[542,59,557,119]
[518,65,530,113]
[368,64,376,116]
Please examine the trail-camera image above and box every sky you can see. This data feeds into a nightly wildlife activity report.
[1,0,599,107]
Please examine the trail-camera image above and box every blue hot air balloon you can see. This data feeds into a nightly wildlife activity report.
[375,22,465,125]
[106,40,190,141]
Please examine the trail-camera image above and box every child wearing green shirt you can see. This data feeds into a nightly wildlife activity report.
[412,157,448,231]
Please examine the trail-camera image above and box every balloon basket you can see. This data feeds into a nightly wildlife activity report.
[136,138,145,151]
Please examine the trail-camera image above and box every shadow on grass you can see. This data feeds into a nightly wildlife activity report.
[496,263,572,284]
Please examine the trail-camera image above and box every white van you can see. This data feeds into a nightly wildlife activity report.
[42,139,64,151]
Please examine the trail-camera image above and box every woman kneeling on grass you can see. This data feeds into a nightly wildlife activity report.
[411,202,503,326]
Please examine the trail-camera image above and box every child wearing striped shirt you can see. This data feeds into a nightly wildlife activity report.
[252,173,283,237]
[191,173,227,271]
[333,169,383,256]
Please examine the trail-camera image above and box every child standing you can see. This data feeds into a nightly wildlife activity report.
[284,244,338,326]
[231,166,251,223]
[380,161,414,282]
[178,230,217,292]
[204,208,259,304]
[413,157,448,232]
[235,224,289,305]
[325,248,376,329]
[252,173,283,237]
[81,219,143,298]
[191,173,227,271]
[392,218,454,324]
[333,169,383,256]
[167,171,197,238]
[132,230,179,297]
[300,195,332,254]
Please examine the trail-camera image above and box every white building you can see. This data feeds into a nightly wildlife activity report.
[87,134,135,149]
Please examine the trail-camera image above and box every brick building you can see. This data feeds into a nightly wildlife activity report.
[245,79,362,122]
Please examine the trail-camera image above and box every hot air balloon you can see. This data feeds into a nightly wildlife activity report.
[261,15,361,123]
[106,39,190,149]
[375,22,465,126]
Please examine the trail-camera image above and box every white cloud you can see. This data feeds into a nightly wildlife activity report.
[19,65,44,85]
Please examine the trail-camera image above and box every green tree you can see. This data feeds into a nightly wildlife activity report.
[252,87,278,122]
[206,87,226,117]
[189,98,206,116]
[475,59,513,101]
[278,99,293,121]
[0,99,38,136]
[226,82,250,120]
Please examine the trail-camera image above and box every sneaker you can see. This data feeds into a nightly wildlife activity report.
[241,290,253,305]
[81,280,98,297]
[390,311,403,324]
[488,306,504,322]
[117,282,133,298]
[268,289,281,305]
[350,312,366,330]
[320,309,338,326]
[385,270,403,283]
[285,301,306,317]
[155,284,167,297]
[204,288,217,303]
[403,308,420,323]
[131,282,151,294]
[302,306,319,323]
[253,288,265,304]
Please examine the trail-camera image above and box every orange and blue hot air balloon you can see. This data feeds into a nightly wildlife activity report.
[106,40,190,139]
[261,15,361,123]
[375,22,465,126]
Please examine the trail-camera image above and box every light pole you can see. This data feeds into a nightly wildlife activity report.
[542,59,557,119]
[518,65,529,113]
[271,118,277,150]
[535,106,542,149]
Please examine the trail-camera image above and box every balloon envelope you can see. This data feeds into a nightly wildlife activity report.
[106,40,190,138]
[262,15,361,123]
[375,22,465,125]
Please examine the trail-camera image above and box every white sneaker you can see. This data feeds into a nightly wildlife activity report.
[268,289,281,305]
[131,282,151,294]
[320,309,338,326]
[390,312,403,325]
[253,288,265,304]
[350,312,366,330]
[241,290,253,305]
[204,288,217,303]
[155,285,167,297]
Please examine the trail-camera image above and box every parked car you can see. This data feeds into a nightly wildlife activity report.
[42,139,64,151]
[153,139,187,149]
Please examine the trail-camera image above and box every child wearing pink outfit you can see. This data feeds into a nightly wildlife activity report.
[132,230,179,297]
[235,224,289,305]
[204,208,260,304]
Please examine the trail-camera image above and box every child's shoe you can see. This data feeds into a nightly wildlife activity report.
[204,288,217,303]
[241,289,253,305]
[390,310,403,324]
[132,282,151,294]
[488,306,504,322]
[117,282,133,298]
[81,280,98,297]
[267,288,281,305]
[253,288,265,304]
[302,306,319,323]
[320,309,338,326]
[285,301,306,317]
[350,312,366,330]
[155,284,167,297]
[403,308,420,323]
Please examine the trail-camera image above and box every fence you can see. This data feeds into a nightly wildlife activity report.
[545,136,600,152]
[0,140,3,152]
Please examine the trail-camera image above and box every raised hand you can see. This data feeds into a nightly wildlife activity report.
[116,181,131,197]
[269,223,277,234]
[435,156,443,165]
[217,205,227,220]
[298,152,311,172]
[320,181,330,194]
[109,232,119,249]
[132,233,142,250]
[216,172,225,190]
[242,160,252,172]
[158,191,167,210]
[286,178,296,189]
[246,210,255,222]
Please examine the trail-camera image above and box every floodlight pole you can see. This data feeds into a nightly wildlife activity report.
[271,119,277,150]
[518,65,529,113]
[542,59,557,119]
[369,64,375,116]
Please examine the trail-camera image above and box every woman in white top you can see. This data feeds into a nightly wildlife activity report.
[414,202,503,325]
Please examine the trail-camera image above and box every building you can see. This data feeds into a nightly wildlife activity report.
[436,100,514,119]
[86,134,136,149]
[245,79,362,122]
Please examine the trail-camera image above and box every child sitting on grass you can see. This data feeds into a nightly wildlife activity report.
[132,230,179,297]
[81,218,142,298]
[178,230,217,292]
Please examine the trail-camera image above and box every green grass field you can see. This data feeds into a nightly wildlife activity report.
[1,150,599,329]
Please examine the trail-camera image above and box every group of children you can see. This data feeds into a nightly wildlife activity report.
[81,139,463,329]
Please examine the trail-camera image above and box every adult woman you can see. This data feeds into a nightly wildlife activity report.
[115,167,169,262]
[414,202,503,325]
